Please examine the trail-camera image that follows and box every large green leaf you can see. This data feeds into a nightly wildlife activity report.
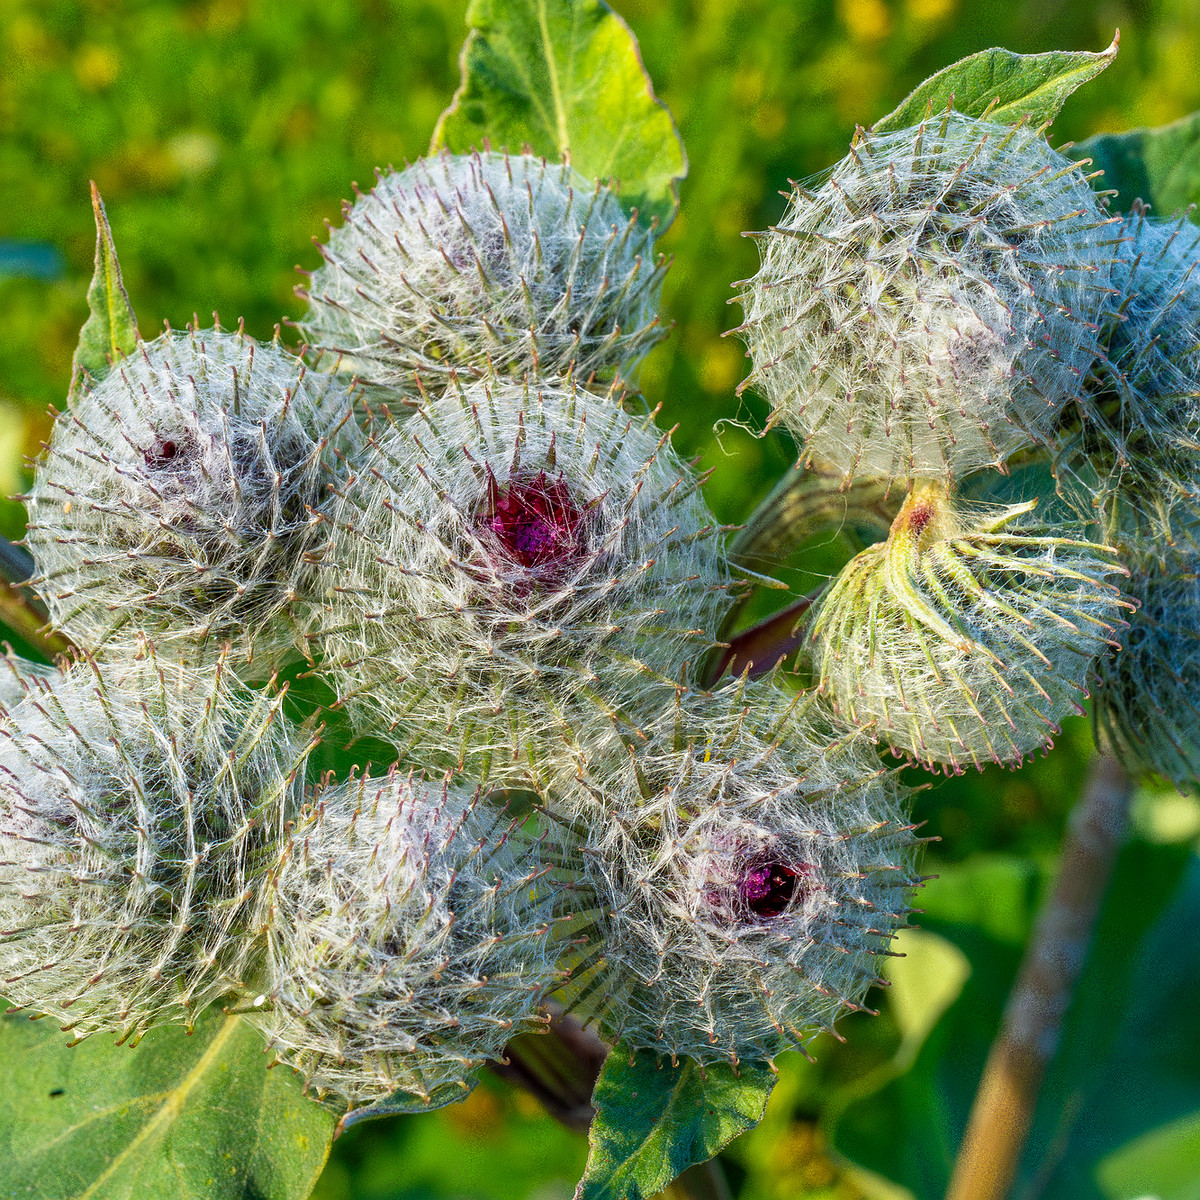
[433,0,686,228]
[1072,111,1200,216]
[830,841,1200,1200]
[69,183,139,404]
[0,1004,334,1199]
[576,1046,775,1200]
[872,36,1119,134]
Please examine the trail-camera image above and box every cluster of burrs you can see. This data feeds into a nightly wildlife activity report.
[1,150,925,1111]
[737,109,1200,783]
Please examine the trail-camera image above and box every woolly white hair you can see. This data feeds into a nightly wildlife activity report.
[735,114,1114,482]
[1093,557,1200,790]
[0,654,52,711]
[557,679,922,1064]
[311,374,735,790]
[0,652,314,1042]
[810,483,1131,771]
[300,152,667,391]
[251,771,569,1109]
[1054,207,1200,559]
[25,327,361,674]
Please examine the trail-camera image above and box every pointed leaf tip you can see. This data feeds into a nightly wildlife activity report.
[872,37,1120,134]
[433,0,686,229]
[69,183,139,403]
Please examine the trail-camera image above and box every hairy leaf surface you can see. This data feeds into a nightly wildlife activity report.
[69,183,139,404]
[873,37,1118,133]
[0,1004,334,1199]
[433,0,686,227]
[576,1046,774,1200]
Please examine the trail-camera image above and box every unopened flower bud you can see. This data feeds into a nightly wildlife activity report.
[313,375,734,789]
[252,770,569,1108]
[736,114,1113,482]
[559,681,922,1064]
[810,482,1130,770]
[25,327,362,674]
[0,653,312,1041]
[301,152,667,391]
[1093,557,1200,790]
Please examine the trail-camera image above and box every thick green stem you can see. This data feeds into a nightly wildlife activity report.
[945,754,1131,1200]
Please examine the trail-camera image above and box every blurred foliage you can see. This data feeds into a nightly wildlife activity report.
[3,1,1200,1198]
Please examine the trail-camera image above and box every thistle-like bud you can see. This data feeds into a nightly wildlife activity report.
[1093,558,1200,789]
[313,374,735,789]
[25,327,361,673]
[0,653,313,1041]
[559,680,922,1065]
[810,482,1130,771]
[735,114,1113,482]
[300,152,667,392]
[1053,208,1200,558]
[251,771,569,1109]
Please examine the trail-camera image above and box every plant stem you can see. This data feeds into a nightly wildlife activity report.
[945,754,1131,1200]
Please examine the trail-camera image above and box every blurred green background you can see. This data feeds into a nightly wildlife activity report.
[3,1,1200,1198]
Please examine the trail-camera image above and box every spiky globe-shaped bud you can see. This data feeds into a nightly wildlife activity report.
[736,114,1113,482]
[1093,558,1200,790]
[251,771,569,1109]
[25,327,361,673]
[810,483,1130,771]
[313,375,734,789]
[559,681,921,1064]
[1054,208,1200,558]
[0,654,313,1041]
[300,152,667,392]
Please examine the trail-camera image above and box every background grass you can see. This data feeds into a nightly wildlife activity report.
[3,1,1200,1197]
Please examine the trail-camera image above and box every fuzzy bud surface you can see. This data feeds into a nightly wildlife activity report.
[736,114,1113,482]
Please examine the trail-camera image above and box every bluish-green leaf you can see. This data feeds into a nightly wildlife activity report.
[576,1046,775,1200]
[433,0,687,228]
[1072,110,1200,216]
[0,1003,334,1199]
[872,35,1119,134]
[69,183,139,403]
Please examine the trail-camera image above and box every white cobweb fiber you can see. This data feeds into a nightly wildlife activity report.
[0,653,313,1042]
[250,771,569,1108]
[1093,557,1200,790]
[810,487,1131,771]
[301,151,668,391]
[25,327,362,674]
[312,374,735,790]
[736,114,1114,482]
[558,679,922,1064]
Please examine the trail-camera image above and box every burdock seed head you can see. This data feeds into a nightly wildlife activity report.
[312,373,735,791]
[0,651,314,1042]
[300,152,668,393]
[735,113,1114,483]
[25,326,362,675]
[1093,555,1200,790]
[251,769,570,1109]
[558,680,923,1065]
[810,482,1131,771]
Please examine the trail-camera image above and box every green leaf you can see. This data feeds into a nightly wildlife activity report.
[1072,111,1200,216]
[872,34,1119,134]
[576,1046,775,1200]
[69,182,139,404]
[0,1003,334,1199]
[433,0,687,228]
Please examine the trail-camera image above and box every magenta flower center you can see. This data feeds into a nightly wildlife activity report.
[482,470,586,574]
[739,860,806,920]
